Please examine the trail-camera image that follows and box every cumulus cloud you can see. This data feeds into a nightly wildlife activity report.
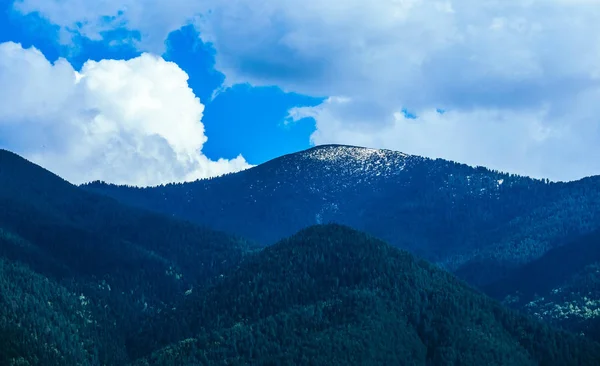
[12,0,600,180]
[0,42,250,186]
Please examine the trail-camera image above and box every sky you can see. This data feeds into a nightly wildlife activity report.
[1,0,600,186]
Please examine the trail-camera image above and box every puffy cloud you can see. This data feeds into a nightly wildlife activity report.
[0,42,250,186]
[12,0,600,180]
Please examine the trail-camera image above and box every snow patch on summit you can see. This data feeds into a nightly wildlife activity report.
[304,145,409,163]
[299,145,414,180]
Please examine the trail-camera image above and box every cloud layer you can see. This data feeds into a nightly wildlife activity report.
[0,42,250,186]
[12,0,600,180]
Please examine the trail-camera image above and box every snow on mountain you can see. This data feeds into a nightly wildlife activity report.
[84,143,593,287]
[301,145,411,175]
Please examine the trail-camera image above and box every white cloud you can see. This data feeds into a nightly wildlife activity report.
[12,0,600,180]
[0,42,251,186]
[289,97,598,181]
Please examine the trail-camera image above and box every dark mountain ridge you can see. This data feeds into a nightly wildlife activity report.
[0,149,256,365]
[83,144,600,286]
[0,148,253,288]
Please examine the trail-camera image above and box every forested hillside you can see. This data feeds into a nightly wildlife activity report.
[83,144,600,287]
[128,225,600,366]
[0,149,256,365]
[484,229,600,342]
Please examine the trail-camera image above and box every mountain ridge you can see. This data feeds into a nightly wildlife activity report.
[0,148,257,365]
[82,144,600,281]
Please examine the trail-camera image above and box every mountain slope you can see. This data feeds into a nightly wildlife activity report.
[0,255,108,366]
[0,149,256,365]
[484,229,600,341]
[129,224,600,366]
[83,144,600,286]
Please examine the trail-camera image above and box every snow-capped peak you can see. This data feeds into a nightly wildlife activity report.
[290,144,418,183]
[302,144,409,163]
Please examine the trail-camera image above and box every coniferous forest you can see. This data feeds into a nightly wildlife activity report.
[2,146,600,365]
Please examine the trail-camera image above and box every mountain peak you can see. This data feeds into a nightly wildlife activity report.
[280,144,421,181]
[0,148,73,194]
[274,223,397,257]
[299,144,412,165]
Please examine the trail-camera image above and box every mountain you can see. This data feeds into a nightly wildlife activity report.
[2,148,599,365]
[83,144,600,287]
[128,224,600,366]
[483,229,600,342]
[0,149,256,365]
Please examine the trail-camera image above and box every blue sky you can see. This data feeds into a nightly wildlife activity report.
[1,0,600,185]
[163,25,324,163]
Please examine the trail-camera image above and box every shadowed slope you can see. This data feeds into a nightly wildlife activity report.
[0,149,255,365]
[130,224,600,366]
